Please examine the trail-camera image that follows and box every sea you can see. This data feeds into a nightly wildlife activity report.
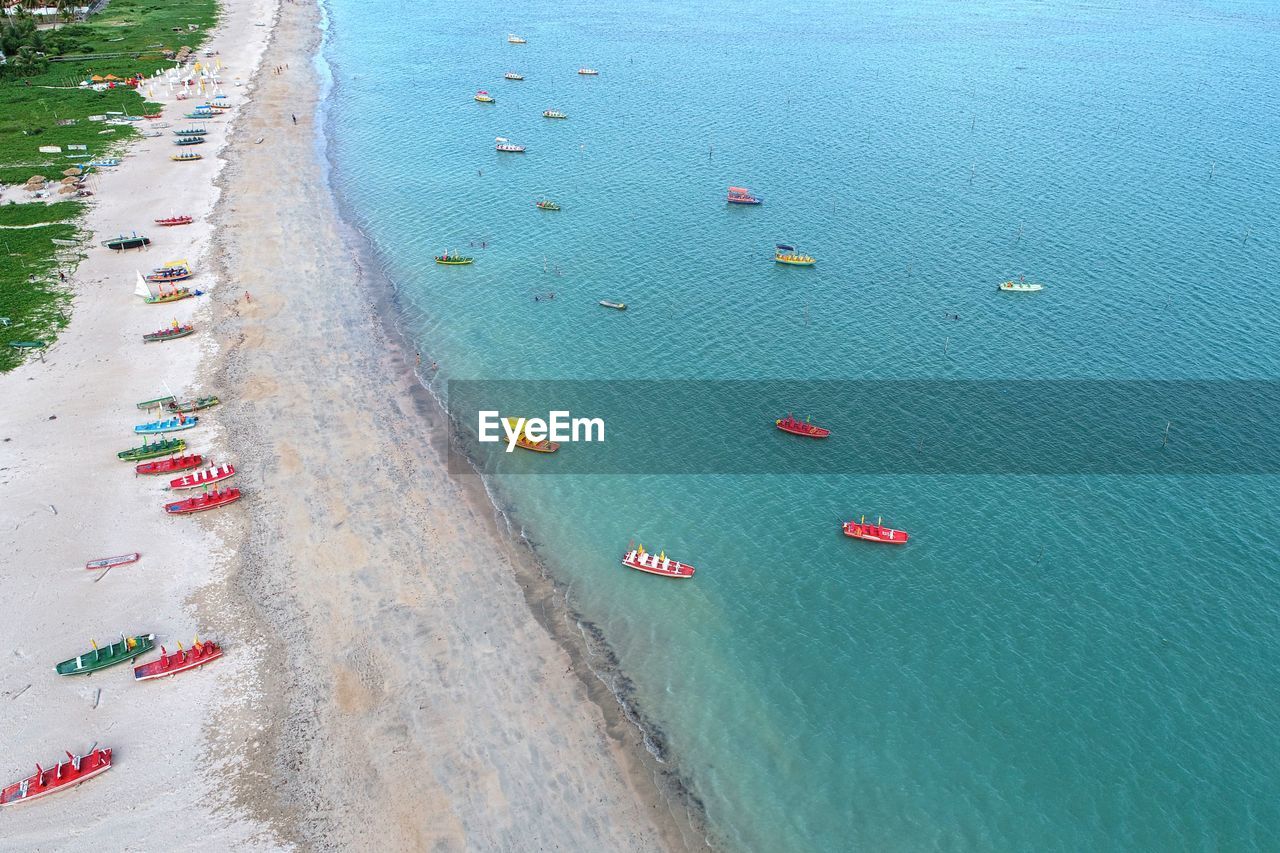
[316,0,1280,849]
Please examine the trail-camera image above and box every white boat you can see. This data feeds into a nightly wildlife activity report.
[998,279,1043,292]
[507,33,526,44]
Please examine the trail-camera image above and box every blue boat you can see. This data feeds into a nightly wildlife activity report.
[133,416,199,435]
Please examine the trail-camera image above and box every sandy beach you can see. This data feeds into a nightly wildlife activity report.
[1,0,700,848]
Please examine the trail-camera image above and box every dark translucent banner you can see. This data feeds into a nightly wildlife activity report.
[445,380,1280,475]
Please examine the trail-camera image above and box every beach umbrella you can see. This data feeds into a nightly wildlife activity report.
[62,167,81,177]
[91,74,104,82]
[104,74,120,81]
[60,176,80,185]
[58,185,78,194]
[26,175,48,186]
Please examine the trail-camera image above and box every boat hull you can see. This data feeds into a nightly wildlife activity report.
[776,420,830,438]
[164,488,242,514]
[842,522,909,544]
[136,454,203,475]
[133,642,223,681]
[143,290,192,304]
[56,635,156,675]
[169,464,235,490]
[118,439,186,461]
[143,326,195,343]
[621,550,694,578]
[85,552,140,570]
[1,750,113,807]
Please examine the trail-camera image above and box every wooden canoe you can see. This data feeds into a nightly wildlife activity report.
[164,487,241,514]
[136,453,203,475]
[56,634,155,675]
[1,749,113,807]
[133,640,223,681]
[85,552,140,570]
[169,463,235,490]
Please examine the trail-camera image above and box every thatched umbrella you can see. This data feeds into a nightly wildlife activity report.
[60,176,80,185]
[104,74,120,81]
[62,167,81,177]
[58,185,79,195]
[91,74,104,82]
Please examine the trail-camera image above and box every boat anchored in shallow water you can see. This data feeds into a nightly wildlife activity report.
[535,199,560,211]
[599,300,626,310]
[508,33,526,44]
[504,71,524,80]
[577,68,599,76]
[503,418,559,453]
[775,244,816,266]
[495,136,526,152]
[474,90,495,103]
[727,186,762,205]
[435,250,473,265]
[843,516,909,544]
[1,748,113,806]
[622,545,695,578]
[776,414,830,438]
[999,276,1043,292]
[542,109,568,119]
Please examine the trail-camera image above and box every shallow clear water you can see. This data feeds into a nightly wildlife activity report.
[320,0,1280,849]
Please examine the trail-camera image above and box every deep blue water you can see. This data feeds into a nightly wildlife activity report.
[319,1,1280,849]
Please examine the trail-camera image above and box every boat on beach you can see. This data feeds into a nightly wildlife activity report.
[118,437,186,461]
[542,109,567,119]
[133,639,224,681]
[599,300,626,310]
[164,486,241,514]
[504,72,524,80]
[577,68,599,75]
[102,234,150,251]
[134,415,198,435]
[173,127,207,136]
[154,215,193,226]
[169,463,235,490]
[1,748,113,806]
[728,186,762,205]
[136,453,203,475]
[475,90,495,103]
[165,395,220,413]
[56,634,155,675]
[143,321,195,343]
[171,152,203,162]
[535,199,560,211]
[622,545,695,578]
[842,516,910,544]
[173,136,205,146]
[136,394,176,410]
[135,271,192,305]
[775,244,816,266]
[776,414,830,438]
[435,250,473,265]
[145,261,193,283]
[85,552,140,571]
[507,33,526,43]
[999,277,1043,292]
[495,136,526,153]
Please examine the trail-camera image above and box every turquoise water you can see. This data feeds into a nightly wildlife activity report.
[320,1,1280,849]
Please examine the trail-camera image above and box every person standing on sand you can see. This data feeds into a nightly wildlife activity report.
[292,113,297,124]
[245,291,252,303]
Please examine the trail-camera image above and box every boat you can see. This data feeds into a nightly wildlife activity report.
[474,90,495,103]
[503,417,559,453]
[207,101,231,111]
[775,414,830,438]
[504,72,524,81]
[136,394,176,410]
[173,136,206,146]
[85,552,140,571]
[165,395,220,413]
[535,199,560,211]
[842,516,910,545]
[774,244,816,266]
[599,300,626,310]
[134,415,198,435]
[183,111,214,119]
[117,438,186,461]
[169,463,235,490]
[133,638,224,681]
[143,322,195,343]
[621,545,694,579]
[154,215,193,226]
[542,109,568,119]
[435,250,473,265]
[999,277,1043,292]
[577,68,599,75]
[136,453,203,475]
[507,33,526,43]
[172,127,207,136]
[56,634,156,675]
[495,136,526,153]
[727,186,762,205]
[102,234,150,251]
[171,152,203,162]
[7,340,47,349]
[1,748,113,806]
[134,271,192,304]
[143,112,163,118]
[89,158,119,167]
[145,261,193,283]
[164,486,242,514]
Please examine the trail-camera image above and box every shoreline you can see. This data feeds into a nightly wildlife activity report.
[201,0,708,847]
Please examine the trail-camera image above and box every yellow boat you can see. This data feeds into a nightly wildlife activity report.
[504,418,559,453]
[774,244,815,266]
[170,152,202,162]
[474,90,495,103]
[435,250,473,265]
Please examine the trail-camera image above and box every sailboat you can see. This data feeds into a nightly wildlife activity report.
[135,271,191,305]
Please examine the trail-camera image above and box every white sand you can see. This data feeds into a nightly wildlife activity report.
[1,0,699,849]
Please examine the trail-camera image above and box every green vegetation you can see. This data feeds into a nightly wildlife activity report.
[0,0,218,369]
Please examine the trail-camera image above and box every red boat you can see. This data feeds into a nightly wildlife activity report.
[727,185,762,205]
[842,516,909,544]
[85,552,140,571]
[133,639,223,681]
[136,453,203,475]
[164,486,241,514]
[169,463,235,491]
[154,215,193,226]
[143,113,163,119]
[776,414,830,438]
[1,748,113,807]
[621,546,695,578]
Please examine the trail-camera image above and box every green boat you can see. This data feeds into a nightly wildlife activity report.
[136,394,176,410]
[117,437,186,461]
[166,395,220,413]
[55,634,155,676]
[7,340,48,349]
[173,127,207,136]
